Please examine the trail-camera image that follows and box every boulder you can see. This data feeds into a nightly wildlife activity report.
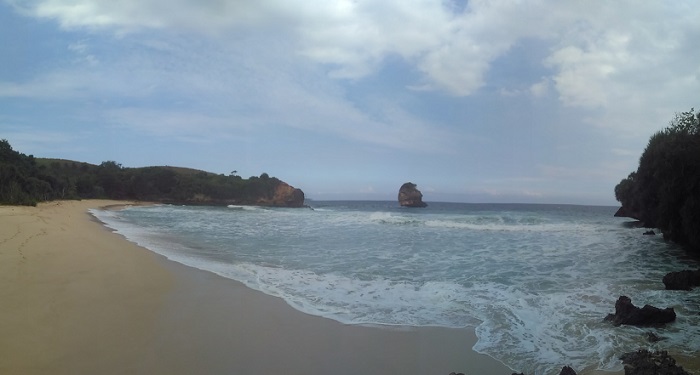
[620,350,690,375]
[398,182,427,207]
[662,269,700,291]
[604,296,676,327]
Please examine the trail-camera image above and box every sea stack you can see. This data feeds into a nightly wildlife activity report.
[398,182,427,207]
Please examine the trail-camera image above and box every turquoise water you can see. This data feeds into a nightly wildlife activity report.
[92,201,700,374]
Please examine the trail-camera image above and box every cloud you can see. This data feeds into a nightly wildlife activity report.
[0,122,86,154]
[3,0,532,96]
[9,0,699,104]
[529,78,549,98]
[0,29,457,152]
[5,0,700,136]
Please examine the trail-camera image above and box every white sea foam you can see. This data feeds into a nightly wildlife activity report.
[90,203,700,374]
[227,205,265,211]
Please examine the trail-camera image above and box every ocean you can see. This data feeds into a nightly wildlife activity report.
[91,201,700,374]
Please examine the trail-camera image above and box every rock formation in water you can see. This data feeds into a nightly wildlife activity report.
[604,296,676,327]
[398,182,427,207]
[620,350,691,375]
[662,269,700,291]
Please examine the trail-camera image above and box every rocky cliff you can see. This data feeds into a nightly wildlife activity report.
[256,181,305,208]
[398,182,427,207]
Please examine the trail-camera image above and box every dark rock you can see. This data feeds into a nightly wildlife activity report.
[559,366,577,375]
[662,270,700,291]
[620,349,690,375]
[643,230,656,235]
[615,206,641,220]
[511,373,526,375]
[398,182,427,207]
[604,296,676,327]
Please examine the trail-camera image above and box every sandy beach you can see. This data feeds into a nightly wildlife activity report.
[0,200,513,375]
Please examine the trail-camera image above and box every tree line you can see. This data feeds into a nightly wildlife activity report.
[0,139,285,206]
[614,108,700,252]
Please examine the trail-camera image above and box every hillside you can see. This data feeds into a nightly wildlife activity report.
[0,140,304,207]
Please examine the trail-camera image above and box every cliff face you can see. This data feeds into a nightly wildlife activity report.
[398,182,427,207]
[256,182,305,208]
[172,181,305,208]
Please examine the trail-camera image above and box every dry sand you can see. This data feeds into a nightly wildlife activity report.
[0,200,513,375]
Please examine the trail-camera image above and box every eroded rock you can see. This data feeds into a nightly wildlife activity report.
[604,296,676,327]
[662,269,700,291]
[398,182,427,207]
[620,350,690,375]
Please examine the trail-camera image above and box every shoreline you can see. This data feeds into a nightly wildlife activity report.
[0,200,512,374]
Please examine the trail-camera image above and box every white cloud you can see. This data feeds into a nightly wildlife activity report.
[529,78,549,98]
[3,0,532,96]
[5,0,700,134]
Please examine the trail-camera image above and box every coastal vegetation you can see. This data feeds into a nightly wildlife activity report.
[0,139,303,207]
[614,108,700,252]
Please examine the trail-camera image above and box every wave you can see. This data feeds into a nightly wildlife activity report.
[360,211,594,232]
[89,204,700,374]
[227,205,266,211]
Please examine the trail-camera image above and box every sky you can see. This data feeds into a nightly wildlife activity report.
[1,1,699,205]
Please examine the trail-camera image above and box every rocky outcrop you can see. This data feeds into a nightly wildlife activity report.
[256,182,305,208]
[620,350,691,375]
[662,269,700,291]
[398,182,427,207]
[604,296,676,327]
[614,206,641,220]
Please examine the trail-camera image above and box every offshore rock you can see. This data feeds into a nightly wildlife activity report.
[662,269,700,291]
[620,350,690,375]
[604,296,676,327]
[398,182,427,207]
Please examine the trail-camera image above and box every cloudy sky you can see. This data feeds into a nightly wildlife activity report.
[1,1,698,205]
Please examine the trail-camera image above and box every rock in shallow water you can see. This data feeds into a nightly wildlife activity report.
[662,269,700,291]
[620,350,690,375]
[604,296,676,327]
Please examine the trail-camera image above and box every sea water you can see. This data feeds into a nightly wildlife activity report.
[91,201,700,374]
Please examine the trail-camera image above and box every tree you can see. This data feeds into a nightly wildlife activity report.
[615,108,700,251]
